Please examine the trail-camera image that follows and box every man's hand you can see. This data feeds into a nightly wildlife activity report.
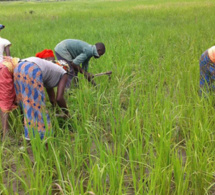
[70,62,96,86]
[84,72,94,82]
[91,79,97,87]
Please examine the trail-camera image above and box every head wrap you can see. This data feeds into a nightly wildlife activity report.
[0,24,5,30]
[35,49,54,59]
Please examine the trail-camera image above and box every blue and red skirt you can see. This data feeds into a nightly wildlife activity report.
[14,61,51,140]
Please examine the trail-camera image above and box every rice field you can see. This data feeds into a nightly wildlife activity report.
[0,0,215,194]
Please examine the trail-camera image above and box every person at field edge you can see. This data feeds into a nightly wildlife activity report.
[14,57,69,140]
[199,46,215,95]
[0,24,12,62]
[54,39,106,88]
[0,57,19,140]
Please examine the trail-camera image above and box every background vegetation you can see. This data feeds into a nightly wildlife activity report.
[0,0,215,194]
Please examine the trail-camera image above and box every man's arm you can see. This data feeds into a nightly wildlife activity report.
[70,62,96,86]
[82,59,89,72]
[72,53,94,81]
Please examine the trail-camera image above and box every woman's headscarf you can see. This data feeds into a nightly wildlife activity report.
[36,49,55,59]
[0,24,5,30]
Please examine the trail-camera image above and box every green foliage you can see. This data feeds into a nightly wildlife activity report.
[0,0,215,194]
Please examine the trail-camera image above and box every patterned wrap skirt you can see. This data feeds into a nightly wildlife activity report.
[14,61,51,140]
[199,50,215,93]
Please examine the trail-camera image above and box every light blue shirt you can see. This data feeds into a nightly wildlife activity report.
[54,39,99,71]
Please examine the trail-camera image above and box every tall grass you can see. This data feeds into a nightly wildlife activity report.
[0,0,215,194]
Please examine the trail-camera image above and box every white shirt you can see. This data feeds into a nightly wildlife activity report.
[0,37,11,62]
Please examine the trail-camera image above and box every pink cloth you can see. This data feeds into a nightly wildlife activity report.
[0,62,17,112]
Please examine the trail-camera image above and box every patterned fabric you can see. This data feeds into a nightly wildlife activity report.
[53,59,70,72]
[2,57,20,73]
[199,50,215,94]
[14,61,51,140]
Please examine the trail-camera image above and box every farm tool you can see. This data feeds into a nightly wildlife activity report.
[93,71,112,80]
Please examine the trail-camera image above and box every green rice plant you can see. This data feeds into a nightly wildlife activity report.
[0,0,215,194]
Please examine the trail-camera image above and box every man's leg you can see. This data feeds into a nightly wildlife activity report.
[73,70,79,87]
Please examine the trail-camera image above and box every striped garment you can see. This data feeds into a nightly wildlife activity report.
[14,61,51,140]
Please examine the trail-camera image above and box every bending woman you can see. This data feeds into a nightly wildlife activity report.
[0,57,19,140]
[200,46,215,94]
[14,57,68,140]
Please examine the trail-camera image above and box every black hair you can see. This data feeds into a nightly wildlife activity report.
[95,42,106,54]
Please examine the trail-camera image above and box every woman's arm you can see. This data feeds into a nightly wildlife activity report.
[46,88,56,107]
[4,45,11,56]
[56,74,69,115]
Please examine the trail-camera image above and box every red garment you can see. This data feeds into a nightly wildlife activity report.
[35,49,54,59]
[0,62,17,112]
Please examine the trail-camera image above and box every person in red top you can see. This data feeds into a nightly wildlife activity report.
[0,57,19,140]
